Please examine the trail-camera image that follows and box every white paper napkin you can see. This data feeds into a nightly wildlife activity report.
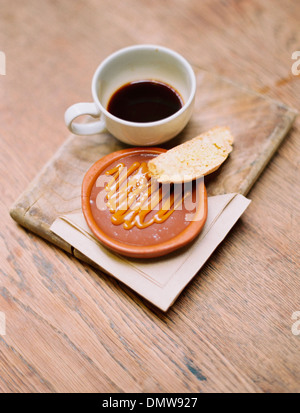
[50,193,250,311]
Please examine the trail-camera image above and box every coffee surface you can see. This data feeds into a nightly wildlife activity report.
[107,80,183,123]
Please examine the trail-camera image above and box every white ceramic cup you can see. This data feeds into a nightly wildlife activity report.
[65,45,196,146]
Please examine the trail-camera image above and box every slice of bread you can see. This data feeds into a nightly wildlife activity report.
[148,126,234,183]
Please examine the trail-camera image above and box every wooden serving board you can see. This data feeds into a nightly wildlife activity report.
[10,68,297,259]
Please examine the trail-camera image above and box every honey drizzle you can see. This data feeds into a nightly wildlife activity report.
[104,161,189,229]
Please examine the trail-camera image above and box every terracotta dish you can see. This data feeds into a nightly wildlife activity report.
[82,148,208,258]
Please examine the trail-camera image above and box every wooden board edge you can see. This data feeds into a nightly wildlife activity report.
[193,66,299,116]
[9,204,72,253]
[239,108,297,195]
[9,204,97,269]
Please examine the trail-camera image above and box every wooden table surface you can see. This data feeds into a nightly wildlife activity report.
[0,0,299,393]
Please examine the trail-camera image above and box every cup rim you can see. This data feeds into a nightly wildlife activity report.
[91,44,196,128]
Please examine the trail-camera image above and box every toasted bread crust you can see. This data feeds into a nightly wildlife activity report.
[148,126,234,183]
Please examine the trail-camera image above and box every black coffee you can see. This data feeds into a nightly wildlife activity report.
[107,80,183,123]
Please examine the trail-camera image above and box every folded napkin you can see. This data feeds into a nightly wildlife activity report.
[50,193,250,311]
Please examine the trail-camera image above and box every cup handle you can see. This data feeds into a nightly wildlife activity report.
[64,102,106,135]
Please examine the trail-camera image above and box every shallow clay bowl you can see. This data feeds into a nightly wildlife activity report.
[82,147,207,258]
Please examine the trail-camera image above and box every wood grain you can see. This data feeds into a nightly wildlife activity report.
[9,69,296,257]
[1,0,300,393]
